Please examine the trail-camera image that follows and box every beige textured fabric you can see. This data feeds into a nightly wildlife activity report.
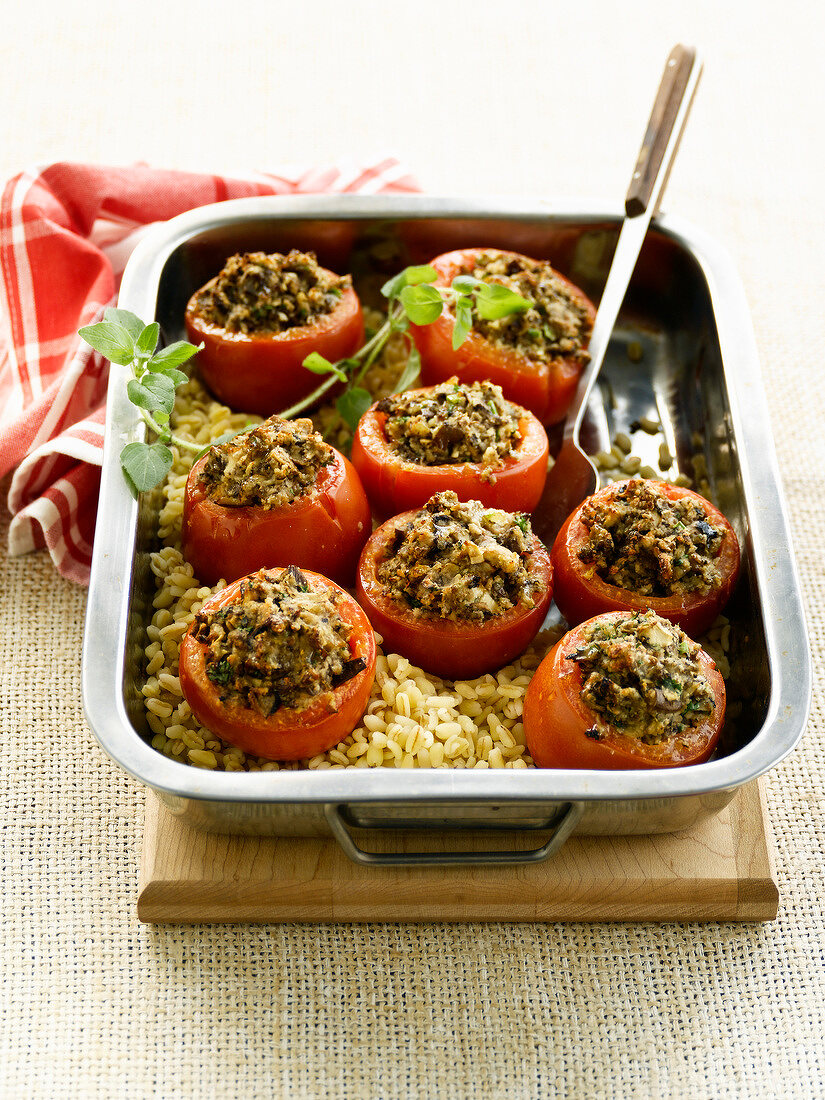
[3,2,825,1097]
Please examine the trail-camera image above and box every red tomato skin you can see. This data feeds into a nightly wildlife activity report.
[185,282,364,416]
[356,512,553,679]
[523,612,726,770]
[409,248,596,426]
[178,570,376,761]
[550,480,741,638]
[182,448,372,588]
[350,395,549,518]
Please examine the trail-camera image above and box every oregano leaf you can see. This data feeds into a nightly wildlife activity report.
[126,379,159,410]
[451,274,481,294]
[392,345,421,394]
[120,441,173,493]
[78,322,136,366]
[136,322,160,357]
[399,283,443,326]
[453,296,474,350]
[79,309,203,494]
[381,264,438,301]
[142,373,177,414]
[150,341,201,369]
[155,367,188,387]
[336,386,372,431]
[381,270,408,301]
[126,375,176,414]
[303,351,347,382]
[103,308,145,341]
[475,283,531,321]
[303,352,335,375]
[403,264,438,286]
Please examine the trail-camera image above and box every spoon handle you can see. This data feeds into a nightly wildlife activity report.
[564,44,703,445]
[626,44,703,218]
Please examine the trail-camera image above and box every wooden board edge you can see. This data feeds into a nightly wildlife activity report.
[732,778,779,921]
[137,782,779,925]
[137,791,161,901]
[136,885,759,925]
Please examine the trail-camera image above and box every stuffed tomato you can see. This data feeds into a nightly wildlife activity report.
[551,478,741,637]
[356,492,553,679]
[351,377,549,517]
[185,250,363,416]
[410,247,595,425]
[179,566,376,761]
[182,415,370,588]
[524,609,726,770]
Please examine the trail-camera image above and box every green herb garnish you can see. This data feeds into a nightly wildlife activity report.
[79,309,203,494]
[80,264,532,496]
[282,263,531,425]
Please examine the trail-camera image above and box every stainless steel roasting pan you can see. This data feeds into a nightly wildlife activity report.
[82,195,811,865]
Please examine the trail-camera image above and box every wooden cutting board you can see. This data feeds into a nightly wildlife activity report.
[138,779,778,923]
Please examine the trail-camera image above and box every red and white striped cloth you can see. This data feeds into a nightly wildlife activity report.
[0,159,418,583]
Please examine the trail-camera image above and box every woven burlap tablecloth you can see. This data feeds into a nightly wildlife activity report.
[3,4,824,1097]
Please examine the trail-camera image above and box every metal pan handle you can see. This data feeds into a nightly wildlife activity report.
[324,801,583,867]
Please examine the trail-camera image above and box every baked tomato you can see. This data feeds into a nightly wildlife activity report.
[179,569,376,761]
[551,479,741,637]
[523,611,726,770]
[182,447,371,588]
[356,508,553,679]
[350,388,549,517]
[185,262,364,417]
[410,247,596,425]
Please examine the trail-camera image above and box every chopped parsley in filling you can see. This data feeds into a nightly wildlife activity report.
[577,479,726,596]
[376,491,541,623]
[192,566,363,716]
[465,251,593,364]
[192,250,349,334]
[568,611,716,744]
[197,415,333,510]
[376,378,522,476]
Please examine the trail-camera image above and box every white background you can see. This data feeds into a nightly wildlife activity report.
[1,0,818,228]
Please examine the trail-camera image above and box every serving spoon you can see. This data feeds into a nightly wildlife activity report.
[533,43,703,547]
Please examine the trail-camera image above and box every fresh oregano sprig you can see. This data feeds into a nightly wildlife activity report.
[79,270,533,493]
[281,264,531,431]
[79,308,202,494]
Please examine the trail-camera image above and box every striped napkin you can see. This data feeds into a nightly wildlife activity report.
[0,159,417,583]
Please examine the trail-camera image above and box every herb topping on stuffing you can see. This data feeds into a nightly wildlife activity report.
[198,415,333,509]
[192,566,363,715]
[577,479,726,596]
[377,491,541,622]
[466,251,593,364]
[376,378,523,476]
[192,250,349,334]
[568,610,716,743]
